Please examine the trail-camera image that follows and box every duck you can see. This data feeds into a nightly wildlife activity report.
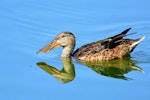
[37,28,145,61]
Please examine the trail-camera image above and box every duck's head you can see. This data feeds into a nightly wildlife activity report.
[37,32,76,57]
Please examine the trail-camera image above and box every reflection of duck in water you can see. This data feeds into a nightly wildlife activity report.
[37,28,145,61]
[37,57,143,82]
[37,58,75,83]
[81,56,143,80]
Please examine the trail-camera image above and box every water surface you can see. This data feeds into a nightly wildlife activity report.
[0,0,150,100]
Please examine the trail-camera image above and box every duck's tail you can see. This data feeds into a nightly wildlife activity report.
[130,36,145,52]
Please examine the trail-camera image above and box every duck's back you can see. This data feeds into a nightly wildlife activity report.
[72,28,144,62]
[73,40,128,61]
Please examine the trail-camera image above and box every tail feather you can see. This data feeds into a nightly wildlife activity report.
[131,36,145,47]
[130,36,145,52]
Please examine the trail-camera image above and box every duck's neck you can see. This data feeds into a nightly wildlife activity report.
[61,45,75,57]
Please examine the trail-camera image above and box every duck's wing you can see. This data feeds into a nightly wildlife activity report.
[72,28,131,57]
[103,28,131,49]
[108,28,131,40]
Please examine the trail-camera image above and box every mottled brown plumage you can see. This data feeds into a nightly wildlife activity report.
[37,28,145,61]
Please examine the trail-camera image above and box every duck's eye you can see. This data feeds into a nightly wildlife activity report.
[61,35,65,38]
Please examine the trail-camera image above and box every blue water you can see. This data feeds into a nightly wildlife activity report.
[1,0,150,100]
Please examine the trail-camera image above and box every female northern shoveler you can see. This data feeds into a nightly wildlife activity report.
[37,28,145,61]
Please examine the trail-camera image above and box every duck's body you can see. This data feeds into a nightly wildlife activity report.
[37,28,145,61]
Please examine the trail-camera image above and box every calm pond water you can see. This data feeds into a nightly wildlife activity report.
[1,0,150,100]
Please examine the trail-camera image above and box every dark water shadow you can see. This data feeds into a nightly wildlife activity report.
[37,56,143,83]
